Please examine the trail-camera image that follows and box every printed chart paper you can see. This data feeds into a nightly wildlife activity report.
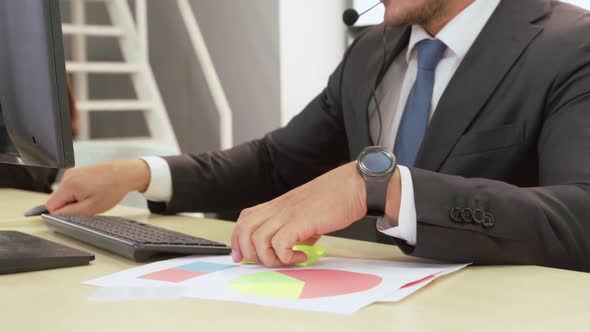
[381,263,469,302]
[84,256,239,288]
[85,256,467,314]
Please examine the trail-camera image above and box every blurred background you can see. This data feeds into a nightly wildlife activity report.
[59,0,352,156]
[58,0,590,157]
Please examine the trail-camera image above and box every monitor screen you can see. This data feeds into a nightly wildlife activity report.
[0,0,74,168]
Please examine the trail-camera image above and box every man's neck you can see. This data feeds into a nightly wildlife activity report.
[423,0,476,36]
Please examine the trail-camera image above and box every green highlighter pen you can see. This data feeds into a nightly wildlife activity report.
[241,245,327,267]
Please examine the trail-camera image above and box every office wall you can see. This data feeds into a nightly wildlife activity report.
[351,0,385,26]
[60,0,348,153]
[60,1,150,140]
[278,1,347,126]
[148,0,281,152]
[561,0,590,9]
[61,0,281,153]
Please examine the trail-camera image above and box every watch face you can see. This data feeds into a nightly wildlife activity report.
[361,151,393,173]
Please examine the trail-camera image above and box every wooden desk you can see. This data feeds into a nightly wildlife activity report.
[0,189,149,224]
[1,191,590,332]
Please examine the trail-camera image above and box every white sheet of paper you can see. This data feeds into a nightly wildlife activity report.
[84,256,467,315]
[380,264,470,302]
[88,286,186,302]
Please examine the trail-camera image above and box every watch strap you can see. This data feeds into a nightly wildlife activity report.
[365,177,390,218]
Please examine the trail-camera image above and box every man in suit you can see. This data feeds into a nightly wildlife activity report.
[46,0,590,272]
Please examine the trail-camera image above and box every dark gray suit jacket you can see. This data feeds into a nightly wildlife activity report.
[151,0,590,272]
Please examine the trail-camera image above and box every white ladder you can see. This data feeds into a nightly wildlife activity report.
[62,0,180,153]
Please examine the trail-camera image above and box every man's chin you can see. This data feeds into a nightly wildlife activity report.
[383,0,444,28]
[384,14,412,27]
[383,7,416,27]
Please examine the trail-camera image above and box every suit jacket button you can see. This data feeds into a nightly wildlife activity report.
[461,208,474,223]
[473,209,485,224]
[483,213,495,228]
[450,208,463,223]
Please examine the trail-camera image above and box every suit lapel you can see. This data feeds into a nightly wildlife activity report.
[353,26,410,154]
[414,0,551,171]
[376,27,412,87]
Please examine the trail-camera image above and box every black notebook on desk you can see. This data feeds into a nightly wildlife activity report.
[0,231,94,274]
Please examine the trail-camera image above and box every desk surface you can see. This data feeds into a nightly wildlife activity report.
[1,190,589,332]
[0,189,148,223]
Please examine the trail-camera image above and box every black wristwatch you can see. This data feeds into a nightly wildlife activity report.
[356,146,397,218]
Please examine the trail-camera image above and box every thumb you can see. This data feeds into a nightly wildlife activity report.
[288,250,309,265]
[299,235,321,246]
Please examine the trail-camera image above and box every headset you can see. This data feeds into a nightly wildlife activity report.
[343,2,388,145]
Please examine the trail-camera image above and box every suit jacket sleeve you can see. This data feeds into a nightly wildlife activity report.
[399,41,590,272]
[148,41,362,215]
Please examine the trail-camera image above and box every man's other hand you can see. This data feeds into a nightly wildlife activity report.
[231,162,400,268]
[45,159,151,216]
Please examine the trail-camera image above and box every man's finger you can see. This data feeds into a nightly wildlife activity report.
[53,199,97,216]
[230,228,243,262]
[238,226,261,263]
[253,238,281,268]
[272,222,310,265]
[232,201,282,263]
[235,211,264,263]
[45,188,77,214]
[252,219,285,267]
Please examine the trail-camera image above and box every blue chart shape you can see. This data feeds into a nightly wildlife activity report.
[177,262,236,273]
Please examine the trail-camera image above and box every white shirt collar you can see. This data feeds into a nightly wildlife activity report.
[405,0,502,63]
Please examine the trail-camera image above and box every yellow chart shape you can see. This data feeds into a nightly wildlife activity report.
[229,271,304,299]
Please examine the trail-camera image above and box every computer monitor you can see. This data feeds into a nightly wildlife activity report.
[0,0,74,168]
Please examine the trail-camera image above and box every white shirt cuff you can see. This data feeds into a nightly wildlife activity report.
[140,156,173,203]
[376,165,417,245]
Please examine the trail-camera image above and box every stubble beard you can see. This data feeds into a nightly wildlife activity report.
[385,0,447,27]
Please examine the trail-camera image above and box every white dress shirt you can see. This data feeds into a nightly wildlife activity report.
[371,0,501,245]
[142,156,173,201]
[142,0,501,246]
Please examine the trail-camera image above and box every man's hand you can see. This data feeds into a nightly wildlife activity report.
[45,159,151,216]
[231,162,402,267]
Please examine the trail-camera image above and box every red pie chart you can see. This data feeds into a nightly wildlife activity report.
[229,269,382,299]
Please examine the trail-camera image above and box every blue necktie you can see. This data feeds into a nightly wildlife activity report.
[394,39,447,166]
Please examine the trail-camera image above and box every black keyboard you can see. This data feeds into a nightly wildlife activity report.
[43,215,231,262]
